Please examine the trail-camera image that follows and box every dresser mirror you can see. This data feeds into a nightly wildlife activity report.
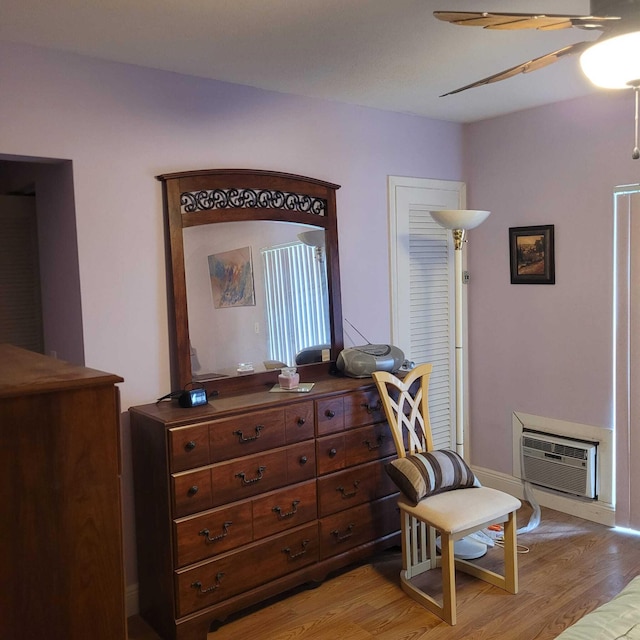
[158,169,344,394]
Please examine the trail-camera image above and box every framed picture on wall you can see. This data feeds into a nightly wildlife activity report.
[509,225,555,284]
[208,246,256,308]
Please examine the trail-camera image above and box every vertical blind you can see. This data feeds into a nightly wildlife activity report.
[262,242,330,366]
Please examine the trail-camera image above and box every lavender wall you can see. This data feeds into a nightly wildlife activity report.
[4,38,635,592]
[464,91,638,516]
[0,42,463,588]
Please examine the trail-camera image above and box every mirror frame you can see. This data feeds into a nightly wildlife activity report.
[157,168,343,395]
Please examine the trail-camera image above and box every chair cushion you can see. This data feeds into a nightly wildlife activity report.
[398,486,521,534]
[385,449,479,504]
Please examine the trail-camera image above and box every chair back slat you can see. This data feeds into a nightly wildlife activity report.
[372,364,434,458]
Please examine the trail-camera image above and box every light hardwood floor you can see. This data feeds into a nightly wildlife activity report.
[128,505,640,640]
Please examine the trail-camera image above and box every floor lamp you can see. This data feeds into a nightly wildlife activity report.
[431,209,491,559]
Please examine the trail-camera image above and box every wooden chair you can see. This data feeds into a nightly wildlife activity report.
[372,363,521,625]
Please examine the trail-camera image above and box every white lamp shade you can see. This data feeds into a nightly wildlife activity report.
[580,31,640,89]
[430,209,491,230]
[297,229,325,247]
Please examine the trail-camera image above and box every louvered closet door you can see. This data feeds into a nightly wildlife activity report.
[388,177,464,450]
[0,195,43,353]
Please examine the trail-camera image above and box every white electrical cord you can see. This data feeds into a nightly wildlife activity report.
[517,479,541,534]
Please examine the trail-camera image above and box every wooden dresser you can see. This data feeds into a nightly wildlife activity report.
[130,375,400,640]
[0,344,127,640]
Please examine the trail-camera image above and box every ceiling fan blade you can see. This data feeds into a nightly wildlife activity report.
[434,11,618,31]
[440,40,594,97]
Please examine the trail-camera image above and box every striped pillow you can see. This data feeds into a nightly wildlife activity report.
[386,450,479,504]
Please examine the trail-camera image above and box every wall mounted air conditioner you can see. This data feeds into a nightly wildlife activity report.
[521,431,597,499]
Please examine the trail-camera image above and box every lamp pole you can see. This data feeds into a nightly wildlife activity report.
[430,211,490,560]
[452,229,465,457]
[430,211,490,460]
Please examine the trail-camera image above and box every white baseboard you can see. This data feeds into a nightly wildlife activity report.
[473,465,616,527]
[126,583,139,618]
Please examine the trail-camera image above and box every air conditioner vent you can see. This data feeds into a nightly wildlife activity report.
[521,431,597,499]
[522,436,589,461]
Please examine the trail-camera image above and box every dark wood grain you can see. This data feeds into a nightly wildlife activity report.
[0,345,126,640]
[157,169,343,395]
[130,379,401,640]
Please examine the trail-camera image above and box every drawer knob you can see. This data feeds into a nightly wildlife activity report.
[297,417,306,426]
[364,434,385,451]
[235,465,266,485]
[199,521,232,543]
[282,539,309,559]
[187,485,199,496]
[325,409,335,418]
[272,500,300,519]
[185,440,197,451]
[299,455,308,465]
[329,448,337,458]
[233,425,264,443]
[191,572,225,594]
[361,401,382,414]
[331,523,355,541]
[336,481,360,499]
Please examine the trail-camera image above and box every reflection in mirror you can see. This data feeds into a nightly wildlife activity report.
[184,221,329,378]
[158,168,342,393]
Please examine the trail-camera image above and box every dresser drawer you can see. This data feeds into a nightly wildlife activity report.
[169,423,211,472]
[210,441,316,507]
[316,423,395,476]
[343,388,385,428]
[252,480,317,539]
[316,433,346,475]
[176,523,319,617]
[317,459,384,517]
[345,422,395,466]
[174,502,253,567]
[318,494,399,560]
[209,407,286,462]
[285,401,314,443]
[316,396,345,436]
[172,467,214,518]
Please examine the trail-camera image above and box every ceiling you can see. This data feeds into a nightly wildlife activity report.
[0,0,604,123]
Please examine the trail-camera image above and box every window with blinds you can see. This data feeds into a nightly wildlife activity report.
[261,242,330,366]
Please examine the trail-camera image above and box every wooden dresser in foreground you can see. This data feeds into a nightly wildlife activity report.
[0,344,127,640]
[130,375,400,640]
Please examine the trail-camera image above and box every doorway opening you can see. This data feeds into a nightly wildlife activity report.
[0,154,84,364]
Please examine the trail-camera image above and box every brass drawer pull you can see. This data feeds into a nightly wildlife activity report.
[336,481,359,498]
[361,401,382,414]
[331,524,355,541]
[364,435,385,450]
[235,465,266,485]
[191,572,225,594]
[272,500,300,519]
[233,425,264,443]
[282,539,309,559]
[199,521,232,543]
